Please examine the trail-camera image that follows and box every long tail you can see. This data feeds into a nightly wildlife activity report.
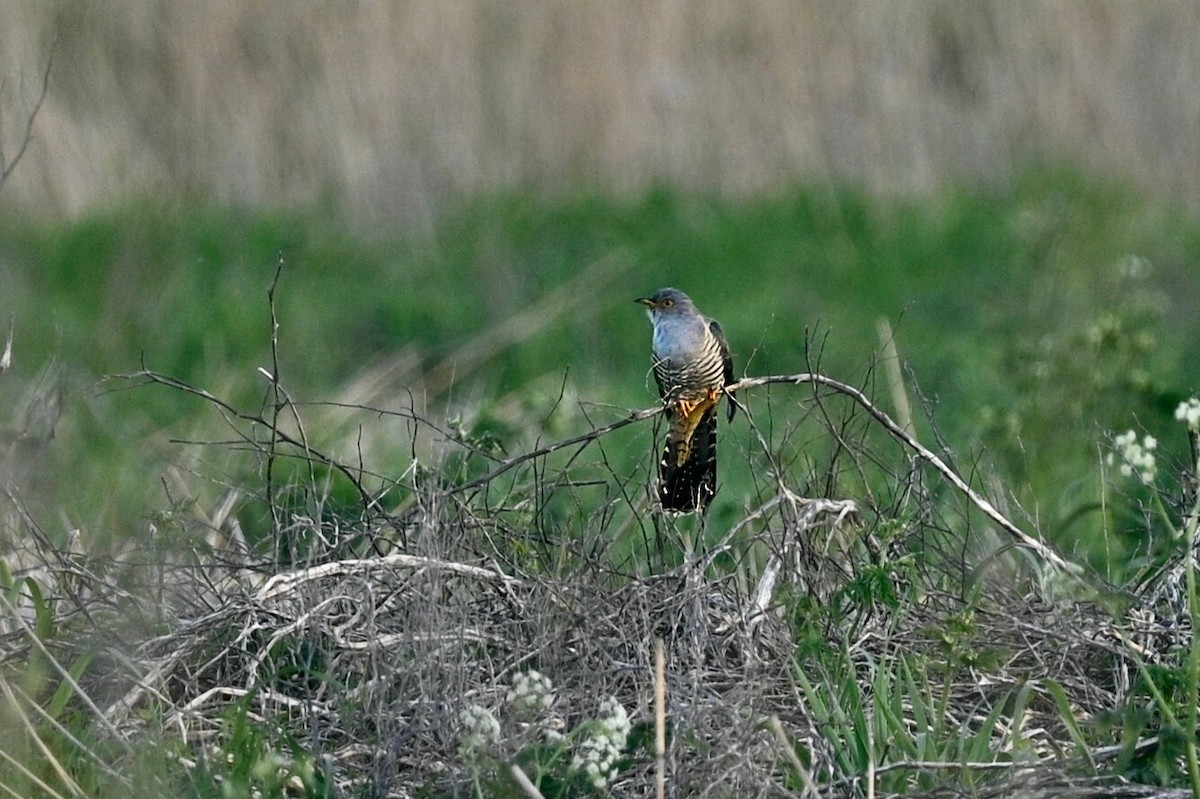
[659,406,718,512]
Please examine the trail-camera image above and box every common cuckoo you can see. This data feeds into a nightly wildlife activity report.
[636,288,735,512]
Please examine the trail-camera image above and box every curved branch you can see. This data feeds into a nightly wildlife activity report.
[725,372,1084,576]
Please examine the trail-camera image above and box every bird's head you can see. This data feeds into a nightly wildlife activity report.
[635,287,695,321]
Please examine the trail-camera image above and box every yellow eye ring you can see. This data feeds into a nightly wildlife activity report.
[661,298,674,308]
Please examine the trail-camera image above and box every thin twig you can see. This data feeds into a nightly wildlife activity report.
[448,404,665,496]
[823,757,1039,793]
[106,369,391,524]
[264,254,286,532]
[423,251,630,396]
[875,317,914,436]
[0,37,55,189]
[0,677,88,797]
[4,681,130,786]
[769,716,820,799]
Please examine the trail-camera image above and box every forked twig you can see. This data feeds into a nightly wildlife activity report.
[107,369,391,526]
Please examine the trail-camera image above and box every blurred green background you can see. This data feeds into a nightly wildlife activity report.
[2,3,1199,575]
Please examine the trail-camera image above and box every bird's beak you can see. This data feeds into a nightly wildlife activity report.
[635,297,655,308]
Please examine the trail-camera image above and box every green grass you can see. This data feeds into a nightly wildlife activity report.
[3,167,1198,568]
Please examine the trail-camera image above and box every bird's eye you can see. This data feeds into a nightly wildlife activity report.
[661,298,674,308]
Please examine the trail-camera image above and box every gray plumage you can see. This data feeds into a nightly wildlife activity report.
[636,288,735,512]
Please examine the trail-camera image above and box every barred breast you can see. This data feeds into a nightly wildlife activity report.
[653,327,727,401]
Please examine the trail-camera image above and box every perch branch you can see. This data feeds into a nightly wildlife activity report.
[447,404,665,495]
[455,370,1081,575]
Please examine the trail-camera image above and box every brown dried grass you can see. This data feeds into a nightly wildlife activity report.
[3,2,1200,228]
[3,355,1190,797]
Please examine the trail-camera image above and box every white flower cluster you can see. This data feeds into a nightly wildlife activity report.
[458,704,501,758]
[1109,429,1158,485]
[1175,398,1200,432]
[506,669,555,714]
[571,696,631,790]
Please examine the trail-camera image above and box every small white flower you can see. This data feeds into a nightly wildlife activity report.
[570,696,630,789]
[597,696,631,739]
[506,670,555,713]
[1111,428,1157,485]
[459,704,501,757]
[1175,398,1200,432]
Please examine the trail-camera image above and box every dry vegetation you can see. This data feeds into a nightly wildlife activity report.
[3,3,1200,226]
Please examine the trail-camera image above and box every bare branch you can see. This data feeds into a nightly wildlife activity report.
[447,403,665,495]
[0,37,55,191]
[255,552,520,602]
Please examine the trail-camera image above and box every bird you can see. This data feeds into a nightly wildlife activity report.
[636,288,735,512]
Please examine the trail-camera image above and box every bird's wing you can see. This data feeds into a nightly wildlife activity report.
[709,319,736,422]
